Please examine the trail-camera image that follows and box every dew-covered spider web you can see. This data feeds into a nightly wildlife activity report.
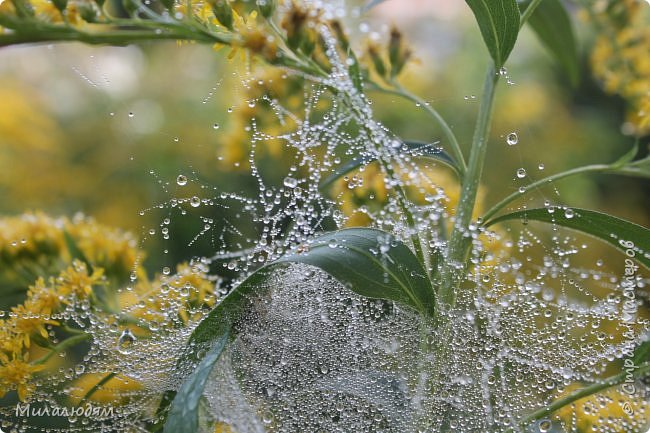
[2,2,650,433]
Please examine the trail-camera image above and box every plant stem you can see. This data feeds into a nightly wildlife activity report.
[32,333,92,366]
[520,0,544,28]
[504,361,650,433]
[78,372,117,406]
[439,63,498,308]
[0,26,218,47]
[369,81,467,176]
[480,163,611,224]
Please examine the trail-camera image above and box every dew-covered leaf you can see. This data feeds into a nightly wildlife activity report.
[486,207,650,269]
[163,331,229,433]
[320,141,459,190]
[277,228,435,315]
[520,0,579,86]
[187,228,434,358]
[465,0,520,67]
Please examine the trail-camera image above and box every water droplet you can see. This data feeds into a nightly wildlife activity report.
[190,196,201,207]
[213,123,220,130]
[564,208,574,219]
[516,168,527,179]
[283,177,298,189]
[173,137,180,143]
[538,163,545,170]
[117,329,136,355]
[538,419,552,432]
[506,132,519,145]
[162,266,171,275]
[128,112,134,118]
[176,175,188,186]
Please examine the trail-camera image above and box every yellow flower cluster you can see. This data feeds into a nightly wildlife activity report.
[0,212,219,405]
[0,260,101,401]
[587,0,650,135]
[0,212,139,284]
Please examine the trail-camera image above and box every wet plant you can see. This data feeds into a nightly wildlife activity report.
[1,1,650,432]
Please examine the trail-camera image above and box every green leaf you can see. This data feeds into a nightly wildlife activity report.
[277,228,435,314]
[320,141,459,190]
[163,331,229,433]
[520,0,580,86]
[63,230,93,273]
[633,340,650,365]
[465,0,520,67]
[187,228,434,356]
[485,207,650,269]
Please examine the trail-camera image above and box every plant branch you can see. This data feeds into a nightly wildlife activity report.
[520,0,544,28]
[480,163,611,224]
[32,333,92,366]
[369,81,467,176]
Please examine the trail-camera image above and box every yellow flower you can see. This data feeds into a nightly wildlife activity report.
[7,305,58,350]
[25,277,61,316]
[55,260,104,298]
[0,354,45,401]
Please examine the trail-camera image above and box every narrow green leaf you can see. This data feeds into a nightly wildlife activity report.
[320,141,459,190]
[486,207,650,269]
[163,331,229,433]
[633,339,650,365]
[465,0,520,67]
[63,230,94,273]
[520,0,580,86]
[612,142,639,167]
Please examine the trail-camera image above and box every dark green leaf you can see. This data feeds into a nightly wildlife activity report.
[465,0,520,67]
[320,141,459,190]
[277,228,435,315]
[188,228,434,356]
[163,331,229,433]
[486,207,650,269]
[520,0,580,86]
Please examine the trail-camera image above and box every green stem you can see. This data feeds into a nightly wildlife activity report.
[504,361,650,433]
[439,63,498,308]
[520,0,544,28]
[78,372,117,406]
[0,26,219,47]
[32,333,91,366]
[370,81,467,176]
[480,164,611,224]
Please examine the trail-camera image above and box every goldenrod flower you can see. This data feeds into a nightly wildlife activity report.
[0,354,45,401]
[55,260,104,298]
